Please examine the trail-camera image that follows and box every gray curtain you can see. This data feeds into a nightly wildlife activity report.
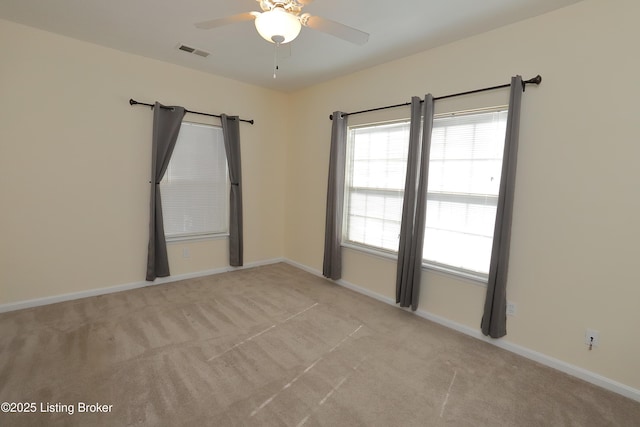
[146,102,186,281]
[322,111,347,280]
[221,114,244,267]
[396,95,434,311]
[481,75,523,338]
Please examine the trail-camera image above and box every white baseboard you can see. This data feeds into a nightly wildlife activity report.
[282,259,640,403]
[2,257,638,402]
[0,258,285,314]
[412,309,640,403]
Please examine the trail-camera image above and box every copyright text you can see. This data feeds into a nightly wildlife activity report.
[1,402,113,415]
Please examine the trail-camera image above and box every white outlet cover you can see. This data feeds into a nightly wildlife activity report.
[506,302,516,316]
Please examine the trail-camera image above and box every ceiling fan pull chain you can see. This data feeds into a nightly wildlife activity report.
[273,42,279,79]
[271,34,285,79]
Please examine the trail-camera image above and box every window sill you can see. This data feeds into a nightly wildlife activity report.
[342,242,397,262]
[341,242,487,287]
[166,233,229,244]
[424,262,488,286]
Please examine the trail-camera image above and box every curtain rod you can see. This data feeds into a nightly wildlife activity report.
[329,75,542,120]
[129,99,254,125]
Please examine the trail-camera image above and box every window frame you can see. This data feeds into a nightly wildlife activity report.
[160,120,230,243]
[343,119,411,254]
[341,106,509,284]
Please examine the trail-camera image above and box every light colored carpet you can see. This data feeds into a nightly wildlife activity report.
[0,263,638,426]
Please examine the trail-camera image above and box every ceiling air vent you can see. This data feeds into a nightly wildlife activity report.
[192,49,210,57]
[177,44,210,58]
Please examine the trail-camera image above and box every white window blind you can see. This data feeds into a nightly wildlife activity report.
[345,121,410,251]
[424,110,507,275]
[160,122,228,239]
[343,108,508,278]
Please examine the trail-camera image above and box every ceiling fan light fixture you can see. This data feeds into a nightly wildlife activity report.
[254,8,301,44]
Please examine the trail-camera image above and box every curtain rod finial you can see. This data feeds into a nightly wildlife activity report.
[522,74,542,91]
[129,99,137,105]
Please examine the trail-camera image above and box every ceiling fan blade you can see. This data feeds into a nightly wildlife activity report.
[195,12,259,30]
[296,0,315,4]
[302,15,369,45]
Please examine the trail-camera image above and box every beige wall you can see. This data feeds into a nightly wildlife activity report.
[0,19,288,303]
[286,0,640,391]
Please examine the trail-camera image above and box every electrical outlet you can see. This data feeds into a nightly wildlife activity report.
[182,248,190,259]
[506,301,517,316]
[585,329,599,347]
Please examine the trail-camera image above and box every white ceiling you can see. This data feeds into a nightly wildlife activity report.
[0,0,583,92]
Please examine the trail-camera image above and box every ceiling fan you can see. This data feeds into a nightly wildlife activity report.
[195,0,369,46]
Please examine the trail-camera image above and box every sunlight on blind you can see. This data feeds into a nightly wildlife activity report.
[160,122,228,238]
[345,121,410,251]
[424,110,507,274]
[344,108,508,277]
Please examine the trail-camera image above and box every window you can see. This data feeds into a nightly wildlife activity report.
[343,108,507,279]
[344,121,411,252]
[425,110,507,276]
[160,122,228,240]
